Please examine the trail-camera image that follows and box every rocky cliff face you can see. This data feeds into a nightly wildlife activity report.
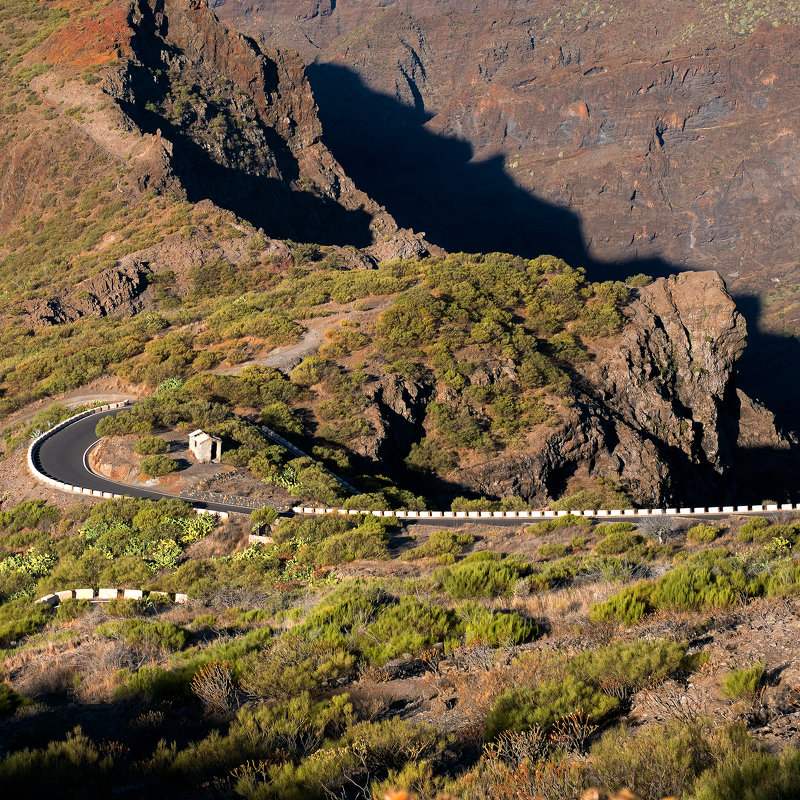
[23,263,152,325]
[353,271,791,506]
[217,0,800,301]
[108,0,381,246]
[17,0,428,255]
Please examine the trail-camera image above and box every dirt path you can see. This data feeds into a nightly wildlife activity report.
[214,297,394,375]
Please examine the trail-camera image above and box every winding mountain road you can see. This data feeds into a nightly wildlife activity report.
[32,408,259,515]
[29,406,527,524]
[30,406,773,524]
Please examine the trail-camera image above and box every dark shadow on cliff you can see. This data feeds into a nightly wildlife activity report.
[735,294,800,440]
[307,63,675,280]
[308,64,800,477]
[119,3,373,247]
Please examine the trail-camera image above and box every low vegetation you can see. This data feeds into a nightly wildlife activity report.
[1,497,800,799]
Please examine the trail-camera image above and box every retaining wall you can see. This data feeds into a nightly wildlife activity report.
[35,588,188,607]
[26,402,228,521]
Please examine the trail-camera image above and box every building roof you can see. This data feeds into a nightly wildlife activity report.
[189,429,221,444]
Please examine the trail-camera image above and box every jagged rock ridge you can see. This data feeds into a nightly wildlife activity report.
[26,0,428,256]
[351,272,792,506]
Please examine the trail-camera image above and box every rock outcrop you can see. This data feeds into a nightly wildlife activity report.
[24,263,152,326]
[101,0,428,254]
[352,271,791,506]
[358,374,435,462]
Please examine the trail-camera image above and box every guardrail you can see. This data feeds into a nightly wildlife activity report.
[290,503,800,520]
[27,403,800,524]
[26,402,229,521]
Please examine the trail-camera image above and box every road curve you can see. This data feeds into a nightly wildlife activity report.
[31,407,775,526]
[32,408,259,515]
[30,407,532,525]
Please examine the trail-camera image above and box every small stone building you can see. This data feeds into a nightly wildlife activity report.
[188,429,222,464]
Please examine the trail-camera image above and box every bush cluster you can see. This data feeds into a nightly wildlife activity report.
[404,530,474,564]
[591,547,800,626]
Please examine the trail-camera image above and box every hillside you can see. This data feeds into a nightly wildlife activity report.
[215,0,800,432]
[0,0,797,508]
[0,0,427,297]
[3,496,800,799]
[3,3,800,799]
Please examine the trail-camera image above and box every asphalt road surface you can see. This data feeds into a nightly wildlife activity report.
[32,408,748,524]
[33,408,259,515]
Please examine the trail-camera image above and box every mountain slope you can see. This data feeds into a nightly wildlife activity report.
[215,0,800,434]
[0,0,796,509]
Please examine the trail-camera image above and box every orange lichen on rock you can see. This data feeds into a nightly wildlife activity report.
[35,1,133,67]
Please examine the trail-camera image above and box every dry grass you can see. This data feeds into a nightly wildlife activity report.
[4,632,162,701]
[517,581,619,638]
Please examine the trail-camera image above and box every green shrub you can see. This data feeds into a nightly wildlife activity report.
[551,483,633,511]
[526,514,591,536]
[294,583,392,654]
[55,598,90,622]
[693,746,800,800]
[250,506,279,528]
[688,524,722,544]
[595,522,636,535]
[528,554,582,591]
[133,436,169,455]
[362,597,461,663]
[0,727,115,796]
[0,683,31,718]
[261,401,303,436]
[102,598,143,618]
[0,500,60,534]
[722,662,765,700]
[590,582,653,626]
[115,665,195,701]
[404,530,474,562]
[405,438,456,476]
[591,550,755,625]
[139,455,177,477]
[569,639,686,689]
[449,497,528,512]
[314,523,389,565]
[738,517,770,542]
[437,556,527,599]
[590,721,712,800]
[282,717,443,799]
[0,601,50,647]
[485,676,618,740]
[537,542,570,559]
[242,635,355,699]
[651,558,740,610]
[459,602,538,646]
[594,529,642,555]
[571,535,587,549]
[97,619,190,651]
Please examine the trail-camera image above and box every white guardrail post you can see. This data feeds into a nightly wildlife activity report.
[35,588,187,607]
[286,503,796,519]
